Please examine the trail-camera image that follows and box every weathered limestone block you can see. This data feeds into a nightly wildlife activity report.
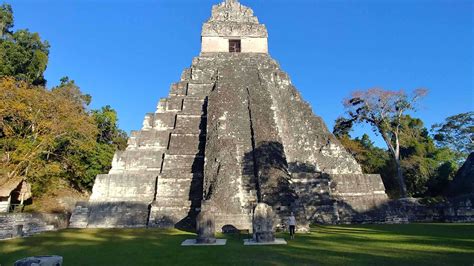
[181,68,192,81]
[153,112,176,130]
[69,202,89,228]
[1,213,67,239]
[182,98,207,114]
[337,195,474,224]
[169,82,188,96]
[89,173,158,202]
[162,97,184,112]
[191,66,217,81]
[156,173,202,198]
[125,129,170,149]
[330,174,389,212]
[14,255,63,266]
[187,83,214,97]
[168,134,203,155]
[155,98,167,113]
[253,203,275,242]
[87,202,149,228]
[174,114,205,132]
[110,150,164,172]
[142,113,154,130]
[126,130,140,147]
[291,172,334,220]
[162,155,204,173]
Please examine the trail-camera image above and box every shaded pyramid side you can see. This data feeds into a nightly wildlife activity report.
[199,53,388,231]
[256,55,388,224]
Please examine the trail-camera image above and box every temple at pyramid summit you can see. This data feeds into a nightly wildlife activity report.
[69,0,390,230]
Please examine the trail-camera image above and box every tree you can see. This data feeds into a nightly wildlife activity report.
[52,76,92,106]
[0,3,13,36]
[336,88,428,197]
[0,77,97,192]
[0,77,128,193]
[0,5,128,200]
[0,4,49,85]
[335,114,460,198]
[92,105,126,150]
[432,112,473,160]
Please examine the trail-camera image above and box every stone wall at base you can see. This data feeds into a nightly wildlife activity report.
[0,213,68,240]
[79,172,158,228]
[330,174,388,212]
[86,202,150,228]
[336,194,474,224]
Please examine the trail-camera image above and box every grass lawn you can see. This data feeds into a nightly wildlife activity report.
[1,223,473,265]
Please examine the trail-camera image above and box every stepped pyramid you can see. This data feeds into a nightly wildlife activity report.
[70,0,388,230]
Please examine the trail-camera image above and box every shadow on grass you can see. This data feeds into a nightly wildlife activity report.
[1,223,473,266]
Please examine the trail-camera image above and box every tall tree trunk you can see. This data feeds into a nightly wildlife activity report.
[394,133,407,198]
[394,156,407,198]
[381,132,407,198]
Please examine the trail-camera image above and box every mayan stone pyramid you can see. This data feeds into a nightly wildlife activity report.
[69,0,388,230]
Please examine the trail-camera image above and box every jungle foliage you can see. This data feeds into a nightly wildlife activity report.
[0,4,127,195]
[335,89,471,198]
[0,4,49,86]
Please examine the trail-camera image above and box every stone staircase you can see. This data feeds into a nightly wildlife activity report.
[68,202,89,228]
[291,171,338,224]
[147,78,211,228]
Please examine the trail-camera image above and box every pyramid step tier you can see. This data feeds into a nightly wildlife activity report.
[161,154,204,173]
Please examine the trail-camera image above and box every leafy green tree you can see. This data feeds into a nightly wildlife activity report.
[336,88,428,197]
[52,76,92,106]
[336,120,459,198]
[0,3,13,36]
[0,4,128,198]
[0,77,97,193]
[432,112,473,160]
[1,77,128,193]
[397,115,459,197]
[92,105,127,148]
[48,79,127,190]
[0,4,49,85]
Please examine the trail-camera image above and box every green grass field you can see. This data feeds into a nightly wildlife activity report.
[1,224,473,265]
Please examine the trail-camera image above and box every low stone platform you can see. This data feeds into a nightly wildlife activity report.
[181,239,227,246]
[243,238,287,245]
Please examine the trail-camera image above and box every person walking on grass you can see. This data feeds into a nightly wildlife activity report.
[288,212,296,240]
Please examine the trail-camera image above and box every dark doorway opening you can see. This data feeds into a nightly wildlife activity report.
[229,39,241,53]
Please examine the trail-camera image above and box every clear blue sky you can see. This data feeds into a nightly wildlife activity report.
[9,0,474,146]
